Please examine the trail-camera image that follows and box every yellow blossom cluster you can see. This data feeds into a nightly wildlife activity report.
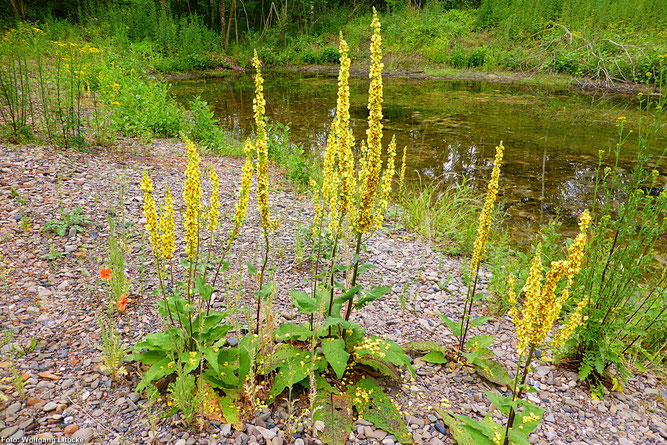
[376,136,397,230]
[140,171,161,259]
[355,9,388,235]
[399,145,408,193]
[353,336,390,360]
[335,34,356,223]
[352,386,371,409]
[509,210,592,353]
[470,142,504,276]
[317,10,398,239]
[252,51,275,233]
[233,140,254,231]
[183,136,202,259]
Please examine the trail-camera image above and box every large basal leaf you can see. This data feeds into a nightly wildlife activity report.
[238,335,259,384]
[512,400,545,436]
[466,335,495,352]
[349,378,413,444]
[132,328,181,352]
[201,381,225,422]
[470,316,491,327]
[321,338,350,379]
[313,392,354,445]
[354,356,400,381]
[219,392,243,431]
[434,407,474,445]
[454,415,496,445]
[136,356,174,393]
[273,323,313,341]
[471,357,513,387]
[421,351,449,364]
[483,390,513,416]
[268,349,312,401]
[290,290,317,314]
[403,341,445,355]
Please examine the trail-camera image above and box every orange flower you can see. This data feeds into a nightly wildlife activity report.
[115,294,130,312]
[100,268,112,280]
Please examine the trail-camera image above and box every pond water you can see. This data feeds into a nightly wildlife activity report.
[170,71,665,245]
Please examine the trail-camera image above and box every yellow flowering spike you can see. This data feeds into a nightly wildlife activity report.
[140,171,161,258]
[323,122,341,232]
[160,186,175,260]
[516,248,543,353]
[207,167,221,232]
[512,211,591,353]
[233,139,255,232]
[565,210,591,279]
[375,135,397,230]
[552,298,588,347]
[336,34,356,221]
[252,51,274,233]
[183,136,202,259]
[366,8,384,157]
[355,11,385,236]
[470,141,504,276]
[399,145,408,193]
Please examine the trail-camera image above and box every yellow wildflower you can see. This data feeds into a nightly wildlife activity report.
[183,136,202,259]
[470,142,504,275]
[513,211,591,353]
[399,145,408,193]
[375,135,397,229]
[141,171,162,263]
[322,122,341,232]
[252,51,275,233]
[160,186,175,260]
[355,9,386,235]
[232,140,254,232]
[336,34,356,221]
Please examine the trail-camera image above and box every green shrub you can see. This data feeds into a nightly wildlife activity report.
[561,94,666,389]
[468,46,488,67]
[449,44,468,68]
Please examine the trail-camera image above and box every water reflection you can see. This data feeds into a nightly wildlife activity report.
[170,72,665,244]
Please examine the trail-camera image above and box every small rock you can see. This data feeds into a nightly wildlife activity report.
[43,402,58,412]
[71,428,94,443]
[64,424,79,435]
[255,426,276,441]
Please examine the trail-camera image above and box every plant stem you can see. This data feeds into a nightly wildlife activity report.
[255,229,270,335]
[503,345,535,445]
[343,233,363,322]
[458,262,481,356]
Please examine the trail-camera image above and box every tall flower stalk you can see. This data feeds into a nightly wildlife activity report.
[458,142,504,354]
[502,210,591,445]
[252,51,275,335]
[343,9,397,322]
[140,171,175,327]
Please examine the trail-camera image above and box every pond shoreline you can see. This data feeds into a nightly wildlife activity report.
[161,64,658,97]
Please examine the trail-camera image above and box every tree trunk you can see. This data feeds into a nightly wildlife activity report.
[225,0,235,50]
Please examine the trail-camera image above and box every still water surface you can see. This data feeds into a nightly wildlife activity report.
[171,71,665,244]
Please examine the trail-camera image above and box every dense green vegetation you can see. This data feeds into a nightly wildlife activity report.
[2,0,665,84]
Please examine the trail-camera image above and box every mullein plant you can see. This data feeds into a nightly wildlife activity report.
[441,211,592,445]
[266,11,414,444]
[251,51,277,335]
[311,11,401,324]
[130,134,255,401]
